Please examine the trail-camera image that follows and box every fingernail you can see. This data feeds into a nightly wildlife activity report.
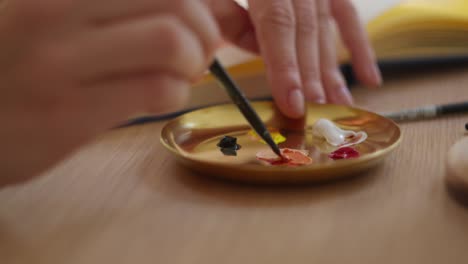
[315,97,326,104]
[372,64,383,87]
[304,82,325,103]
[339,86,354,105]
[288,89,305,118]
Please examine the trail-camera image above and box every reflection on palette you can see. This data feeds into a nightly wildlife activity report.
[161,101,401,184]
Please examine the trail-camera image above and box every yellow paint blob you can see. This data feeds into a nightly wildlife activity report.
[248,129,286,145]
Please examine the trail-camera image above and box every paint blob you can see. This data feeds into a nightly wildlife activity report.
[217,136,241,156]
[312,118,367,147]
[256,148,312,166]
[329,147,360,160]
[248,128,286,145]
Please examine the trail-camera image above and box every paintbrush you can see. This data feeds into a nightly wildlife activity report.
[209,58,283,158]
[381,101,468,122]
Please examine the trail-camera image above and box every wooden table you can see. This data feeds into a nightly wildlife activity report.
[1,59,468,263]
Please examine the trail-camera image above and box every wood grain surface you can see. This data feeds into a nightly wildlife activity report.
[1,60,468,264]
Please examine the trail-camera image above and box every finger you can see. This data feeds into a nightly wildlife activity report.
[205,0,259,53]
[8,0,80,35]
[292,0,325,103]
[84,0,176,22]
[86,72,191,126]
[75,15,206,81]
[249,0,304,118]
[331,0,382,87]
[86,0,222,56]
[317,0,352,105]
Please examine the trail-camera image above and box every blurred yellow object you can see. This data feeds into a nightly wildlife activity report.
[364,0,468,61]
[247,129,286,145]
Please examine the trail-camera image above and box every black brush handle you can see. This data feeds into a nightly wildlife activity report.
[209,58,282,158]
[438,101,468,115]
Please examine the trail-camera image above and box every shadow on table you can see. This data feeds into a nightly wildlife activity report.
[146,159,385,209]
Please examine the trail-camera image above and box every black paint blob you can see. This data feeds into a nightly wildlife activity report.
[217,136,241,156]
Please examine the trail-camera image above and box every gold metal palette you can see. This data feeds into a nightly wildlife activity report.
[160,101,401,184]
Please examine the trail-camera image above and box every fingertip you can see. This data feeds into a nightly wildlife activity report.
[272,90,305,119]
[269,71,305,119]
[271,85,306,119]
[330,86,354,105]
[353,59,383,89]
[303,81,326,104]
[287,89,306,118]
[323,70,354,105]
[341,86,354,105]
[332,0,382,89]
[372,63,383,87]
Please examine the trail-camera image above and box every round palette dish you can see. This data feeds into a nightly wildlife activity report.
[160,101,401,184]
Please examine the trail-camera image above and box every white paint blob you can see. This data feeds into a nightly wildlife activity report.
[312,118,367,147]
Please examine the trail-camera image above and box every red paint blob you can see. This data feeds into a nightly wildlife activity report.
[329,147,360,160]
[256,148,313,166]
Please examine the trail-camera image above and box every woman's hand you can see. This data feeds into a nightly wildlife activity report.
[221,0,382,118]
[0,0,224,184]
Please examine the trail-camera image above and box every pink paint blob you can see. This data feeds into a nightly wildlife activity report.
[329,147,360,160]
